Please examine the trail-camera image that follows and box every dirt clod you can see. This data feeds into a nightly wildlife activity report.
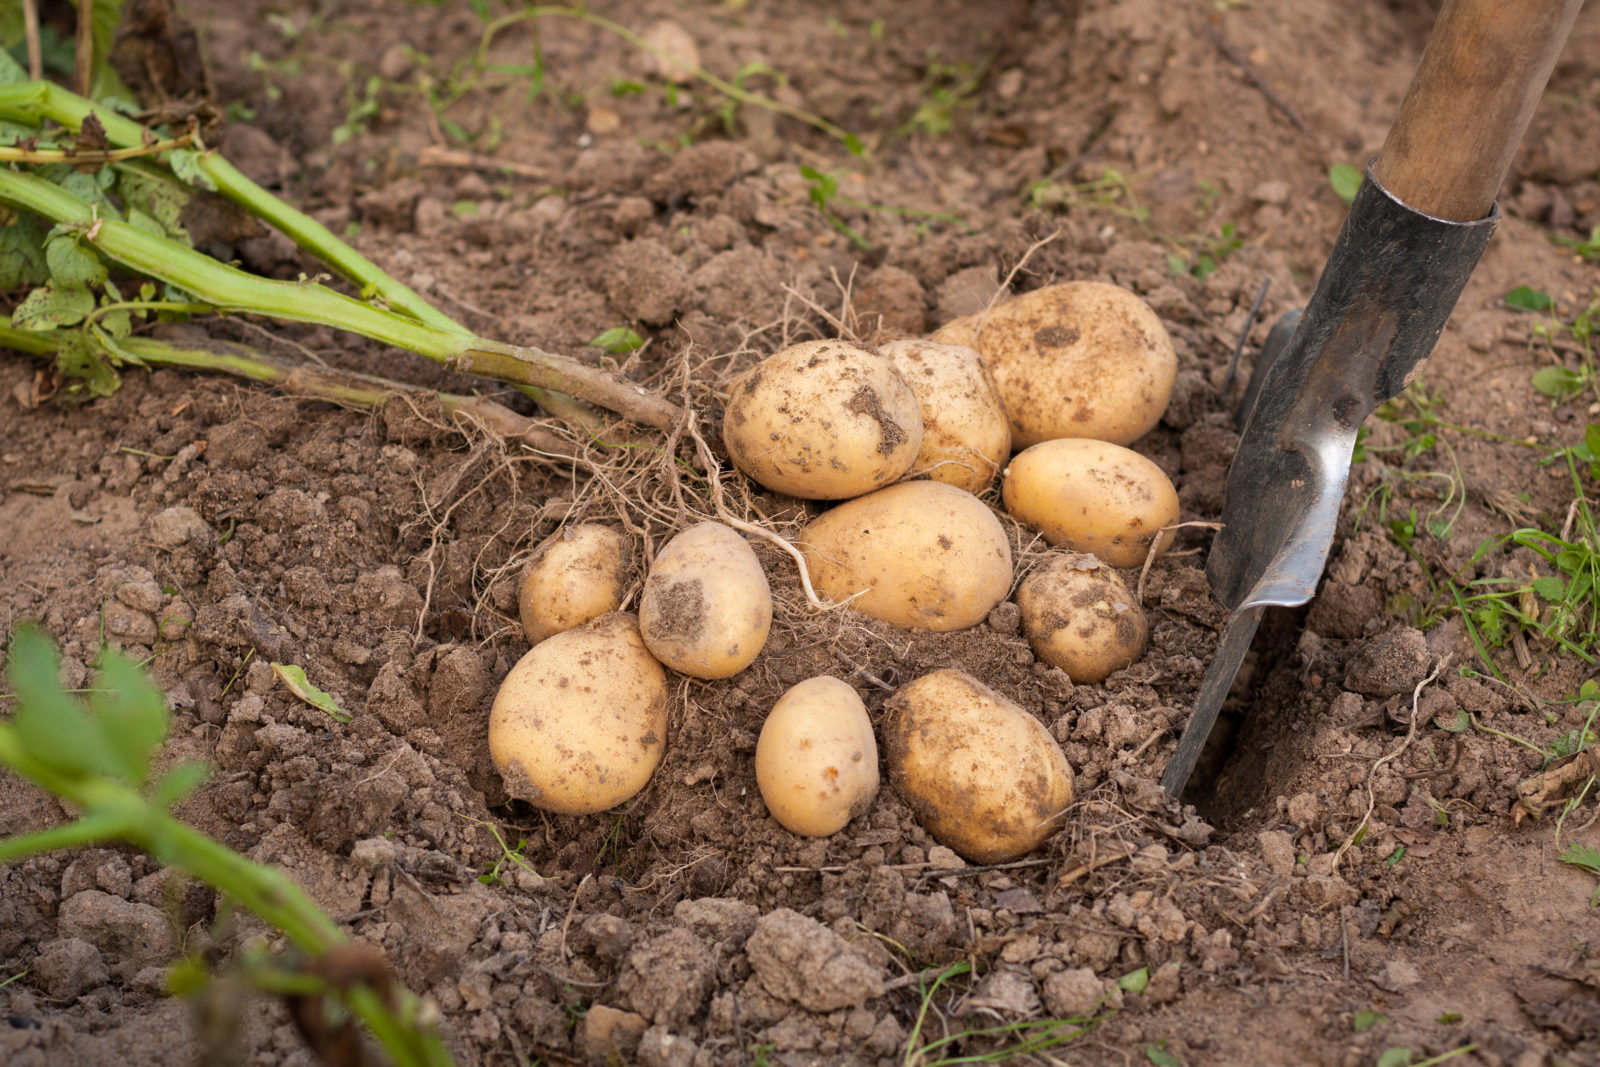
[746,908,885,1012]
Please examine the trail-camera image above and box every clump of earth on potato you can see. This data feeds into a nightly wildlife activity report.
[639,522,772,680]
[488,612,667,815]
[801,480,1013,632]
[722,339,923,500]
[932,280,1176,448]
[885,668,1074,863]
[1017,552,1149,683]
[1002,437,1179,568]
[754,676,879,837]
[879,338,1011,494]
[517,523,631,645]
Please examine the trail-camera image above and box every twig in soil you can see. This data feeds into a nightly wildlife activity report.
[1222,277,1272,393]
[1333,655,1451,869]
[1137,521,1223,601]
[417,144,551,181]
[1201,22,1312,136]
[559,873,591,961]
[828,648,895,690]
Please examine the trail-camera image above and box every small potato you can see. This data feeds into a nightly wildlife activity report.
[489,612,667,815]
[722,339,923,500]
[880,339,1011,494]
[802,480,1012,631]
[885,669,1073,863]
[755,676,879,837]
[1002,438,1178,568]
[519,524,631,644]
[640,522,772,679]
[932,281,1176,448]
[1017,553,1148,683]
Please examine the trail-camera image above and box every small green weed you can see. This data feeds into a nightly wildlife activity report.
[1328,163,1364,205]
[1376,1045,1479,1067]
[900,960,1106,1065]
[455,812,543,886]
[589,326,645,355]
[1560,841,1600,905]
[904,57,987,138]
[1145,1042,1182,1066]
[1353,1008,1389,1032]
[799,165,969,251]
[1554,224,1600,262]
[1027,166,1150,223]
[1167,220,1242,280]
[1506,286,1597,402]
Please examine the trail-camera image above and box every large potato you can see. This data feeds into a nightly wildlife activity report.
[488,612,667,815]
[722,339,923,500]
[885,669,1073,863]
[518,524,631,644]
[1017,553,1148,683]
[880,339,1011,494]
[755,676,879,837]
[640,522,772,679]
[1002,438,1178,568]
[932,281,1176,448]
[801,480,1012,631]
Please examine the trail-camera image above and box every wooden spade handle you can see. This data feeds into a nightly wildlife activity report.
[1374,0,1586,221]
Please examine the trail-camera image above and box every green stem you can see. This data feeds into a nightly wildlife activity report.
[0,81,456,333]
[0,168,680,429]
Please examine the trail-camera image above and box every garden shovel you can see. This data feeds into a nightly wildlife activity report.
[1161,0,1587,796]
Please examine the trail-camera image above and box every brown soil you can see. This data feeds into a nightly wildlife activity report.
[4,1,1600,1065]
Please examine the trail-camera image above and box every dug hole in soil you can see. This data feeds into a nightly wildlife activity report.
[4,0,1600,1064]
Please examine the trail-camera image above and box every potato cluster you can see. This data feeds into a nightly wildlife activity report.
[485,275,1185,861]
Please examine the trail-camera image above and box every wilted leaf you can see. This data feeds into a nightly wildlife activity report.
[166,148,218,192]
[55,330,122,397]
[45,233,108,288]
[0,211,51,290]
[271,663,352,722]
[12,284,96,330]
[117,169,196,245]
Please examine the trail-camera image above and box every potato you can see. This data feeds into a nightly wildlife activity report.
[931,281,1176,448]
[489,612,667,815]
[880,339,1011,494]
[1002,438,1178,568]
[722,339,923,500]
[885,669,1073,863]
[640,522,772,679]
[755,676,879,837]
[518,524,631,644]
[1017,553,1148,683]
[801,480,1012,631]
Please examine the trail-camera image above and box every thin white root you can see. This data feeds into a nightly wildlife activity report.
[1137,520,1224,602]
[1332,655,1451,870]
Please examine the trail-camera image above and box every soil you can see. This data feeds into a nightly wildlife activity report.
[3,1,1600,1065]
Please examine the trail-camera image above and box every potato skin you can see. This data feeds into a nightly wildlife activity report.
[880,339,1011,494]
[722,339,924,500]
[1017,553,1148,683]
[931,281,1176,448]
[755,676,879,837]
[640,522,772,679]
[1002,438,1178,568]
[802,480,1013,631]
[518,524,631,644]
[488,612,667,815]
[885,669,1073,863]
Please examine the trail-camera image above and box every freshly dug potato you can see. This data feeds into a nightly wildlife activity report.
[931,281,1176,448]
[1002,438,1178,568]
[639,522,772,679]
[885,669,1073,863]
[801,480,1012,631]
[1017,553,1148,683]
[518,524,631,644]
[722,339,924,500]
[880,339,1011,494]
[489,612,667,814]
[755,676,879,837]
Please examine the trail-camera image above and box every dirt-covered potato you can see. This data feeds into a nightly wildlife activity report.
[1017,553,1148,683]
[932,281,1176,448]
[754,676,879,837]
[722,339,923,500]
[879,339,1011,494]
[639,522,772,679]
[885,669,1073,863]
[518,524,631,644]
[801,480,1012,631]
[488,612,667,814]
[1002,438,1178,568]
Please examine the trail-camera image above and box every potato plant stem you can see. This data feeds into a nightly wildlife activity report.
[0,168,680,429]
[0,323,579,456]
